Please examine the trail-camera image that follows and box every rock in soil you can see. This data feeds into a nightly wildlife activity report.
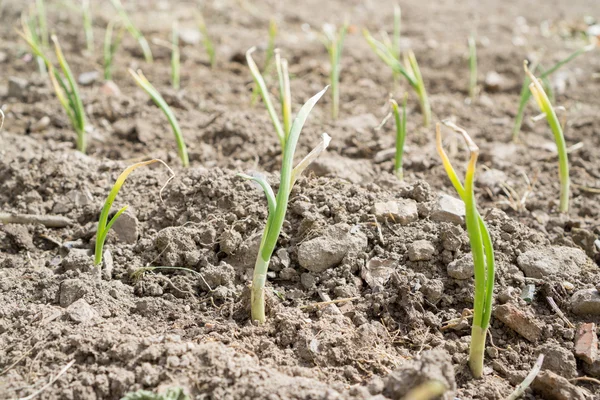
[537,341,578,379]
[447,253,474,279]
[297,223,367,272]
[429,194,465,225]
[383,349,456,398]
[516,246,588,279]
[66,298,99,323]
[493,303,543,342]
[532,370,587,400]
[59,278,88,307]
[407,239,435,262]
[570,288,600,315]
[372,198,418,224]
[574,323,598,365]
[111,209,140,244]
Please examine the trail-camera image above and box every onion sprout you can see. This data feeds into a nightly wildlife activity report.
[321,22,348,120]
[110,0,153,63]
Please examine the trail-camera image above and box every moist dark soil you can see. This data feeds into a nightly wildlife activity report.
[1,0,600,399]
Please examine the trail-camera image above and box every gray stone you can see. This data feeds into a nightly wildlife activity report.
[447,254,474,279]
[0,51,7,63]
[362,258,395,289]
[61,248,94,274]
[178,28,202,45]
[484,71,505,92]
[441,224,465,252]
[430,194,465,225]
[8,77,28,99]
[420,279,444,303]
[155,226,199,267]
[384,349,456,398]
[66,299,98,323]
[517,246,587,279]
[570,289,600,315]
[59,279,87,307]
[30,116,51,133]
[78,71,99,86]
[537,341,578,378]
[407,240,435,262]
[478,169,507,194]
[532,370,586,400]
[308,154,374,184]
[372,199,418,224]
[300,273,316,290]
[219,230,242,255]
[297,224,368,272]
[111,209,139,244]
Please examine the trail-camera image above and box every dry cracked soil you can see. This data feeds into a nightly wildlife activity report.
[1,0,600,399]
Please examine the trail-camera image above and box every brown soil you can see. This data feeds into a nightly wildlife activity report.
[1,0,600,399]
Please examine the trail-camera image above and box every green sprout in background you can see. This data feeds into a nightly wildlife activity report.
[129,69,189,167]
[250,18,278,105]
[468,35,477,100]
[110,0,153,63]
[246,47,294,149]
[82,0,94,53]
[524,61,570,213]
[320,22,348,120]
[36,0,49,48]
[95,159,173,266]
[436,121,495,378]
[197,11,216,68]
[239,87,330,323]
[21,7,47,75]
[171,21,181,90]
[512,41,595,142]
[390,94,408,180]
[364,21,431,128]
[20,27,87,152]
[103,18,124,81]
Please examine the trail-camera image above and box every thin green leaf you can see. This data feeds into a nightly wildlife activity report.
[238,173,277,216]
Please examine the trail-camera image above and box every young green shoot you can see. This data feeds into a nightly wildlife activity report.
[171,21,180,90]
[512,41,595,141]
[436,121,495,378]
[103,18,124,81]
[363,28,431,127]
[250,18,278,105]
[506,354,544,400]
[390,94,407,180]
[401,380,447,400]
[524,61,570,213]
[20,28,88,152]
[110,0,153,63]
[239,87,329,323]
[246,47,293,149]
[95,159,173,266]
[468,35,477,100]
[321,22,348,120]
[197,11,216,68]
[36,0,49,48]
[82,0,94,53]
[21,8,47,76]
[129,69,189,167]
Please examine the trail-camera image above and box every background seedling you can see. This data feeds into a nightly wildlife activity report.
[21,7,48,76]
[20,29,87,152]
[364,26,431,127]
[512,41,595,141]
[82,0,94,53]
[171,21,180,90]
[36,0,49,48]
[524,61,570,213]
[250,18,277,105]
[129,69,189,167]
[506,354,544,400]
[390,94,407,180]
[468,35,477,100]
[321,22,348,120]
[197,11,216,68]
[239,87,329,323]
[103,18,124,81]
[246,47,295,149]
[110,0,153,63]
[436,121,495,378]
[95,159,173,266]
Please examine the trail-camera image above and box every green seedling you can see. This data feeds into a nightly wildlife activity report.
[468,35,477,100]
[197,11,216,68]
[524,61,570,213]
[171,21,180,90]
[364,28,431,127]
[129,69,189,167]
[506,354,544,400]
[121,387,189,400]
[21,8,47,76]
[36,0,48,48]
[95,159,173,266]
[239,87,329,323]
[436,121,495,378]
[512,41,595,141]
[250,18,278,105]
[110,0,153,63]
[401,380,447,400]
[320,22,348,120]
[19,28,87,152]
[82,0,94,53]
[378,5,401,82]
[103,18,124,81]
[246,47,294,149]
[390,94,407,180]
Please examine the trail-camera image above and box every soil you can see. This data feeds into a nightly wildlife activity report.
[1,0,600,399]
